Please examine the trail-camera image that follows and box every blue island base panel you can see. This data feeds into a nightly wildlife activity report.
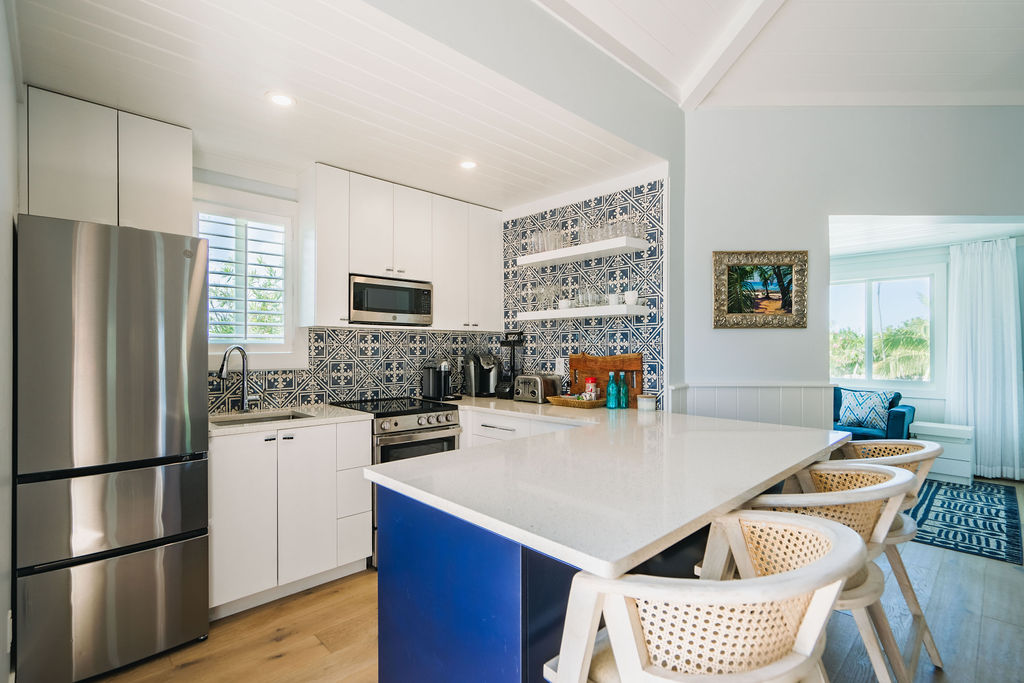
[377,488,579,683]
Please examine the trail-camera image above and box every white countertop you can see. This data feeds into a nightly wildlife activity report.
[454,395,601,425]
[366,402,850,578]
[208,404,371,437]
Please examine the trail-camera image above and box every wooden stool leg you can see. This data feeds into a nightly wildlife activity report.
[866,600,912,683]
[885,544,944,669]
[851,607,895,683]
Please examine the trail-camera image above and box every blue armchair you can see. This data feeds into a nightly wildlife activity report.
[833,387,915,440]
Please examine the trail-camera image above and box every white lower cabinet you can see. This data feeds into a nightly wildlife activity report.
[209,419,373,608]
[278,424,338,586]
[338,512,373,567]
[209,431,279,607]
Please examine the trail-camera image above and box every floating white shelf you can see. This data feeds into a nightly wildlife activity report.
[516,304,650,321]
[516,236,648,268]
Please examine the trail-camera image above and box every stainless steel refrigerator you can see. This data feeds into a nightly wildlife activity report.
[15,215,210,682]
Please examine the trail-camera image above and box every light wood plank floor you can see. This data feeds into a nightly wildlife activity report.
[101,479,1023,683]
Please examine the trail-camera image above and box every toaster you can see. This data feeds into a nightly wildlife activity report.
[514,374,560,403]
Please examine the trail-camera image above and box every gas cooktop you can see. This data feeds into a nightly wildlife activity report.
[331,396,457,418]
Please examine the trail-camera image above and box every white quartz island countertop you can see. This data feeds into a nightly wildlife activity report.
[365,405,850,578]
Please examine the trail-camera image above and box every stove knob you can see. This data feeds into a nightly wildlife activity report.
[427,415,436,424]
[417,416,427,426]
[515,388,521,396]
[380,420,390,431]
[444,413,453,423]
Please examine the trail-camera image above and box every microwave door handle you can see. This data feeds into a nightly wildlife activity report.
[375,426,462,447]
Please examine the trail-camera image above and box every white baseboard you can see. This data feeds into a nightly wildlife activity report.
[209,559,369,620]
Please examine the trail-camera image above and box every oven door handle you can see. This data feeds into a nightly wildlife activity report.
[374,426,462,447]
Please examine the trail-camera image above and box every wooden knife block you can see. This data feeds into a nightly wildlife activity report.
[567,353,643,409]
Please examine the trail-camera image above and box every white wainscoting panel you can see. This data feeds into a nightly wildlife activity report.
[684,384,834,429]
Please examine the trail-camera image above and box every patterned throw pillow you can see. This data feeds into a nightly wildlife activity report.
[839,390,896,431]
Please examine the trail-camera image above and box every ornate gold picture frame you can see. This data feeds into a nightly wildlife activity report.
[712,251,808,328]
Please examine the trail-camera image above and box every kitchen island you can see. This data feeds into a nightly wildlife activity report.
[365,406,849,683]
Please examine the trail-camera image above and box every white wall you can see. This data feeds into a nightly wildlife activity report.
[0,1,16,674]
[685,107,1024,399]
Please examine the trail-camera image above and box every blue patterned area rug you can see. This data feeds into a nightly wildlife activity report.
[909,480,1022,565]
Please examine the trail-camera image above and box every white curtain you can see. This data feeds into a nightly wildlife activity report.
[946,238,1024,480]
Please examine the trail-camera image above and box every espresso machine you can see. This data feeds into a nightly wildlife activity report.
[463,352,500,397]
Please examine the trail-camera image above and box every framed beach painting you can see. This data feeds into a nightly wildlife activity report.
[712,250,808,328]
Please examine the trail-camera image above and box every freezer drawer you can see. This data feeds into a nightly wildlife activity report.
[17,460,208,569]
[16,535,209,682]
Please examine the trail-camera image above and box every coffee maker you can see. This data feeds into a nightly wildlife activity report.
[463,352,500,397]
[421,360,454,400]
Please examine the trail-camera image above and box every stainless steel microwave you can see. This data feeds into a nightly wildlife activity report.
[349,274,433,326]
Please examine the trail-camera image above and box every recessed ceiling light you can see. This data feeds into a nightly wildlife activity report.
[460,160,477,170]
[266,91,295,107]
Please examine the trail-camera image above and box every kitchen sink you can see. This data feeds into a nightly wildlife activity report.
[209,410,317,426]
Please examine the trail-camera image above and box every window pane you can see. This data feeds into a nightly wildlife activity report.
[872,278,930,381]
[830,283,866,378]
[198,210,287,344]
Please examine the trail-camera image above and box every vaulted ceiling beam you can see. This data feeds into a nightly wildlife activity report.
[678,0,786,111]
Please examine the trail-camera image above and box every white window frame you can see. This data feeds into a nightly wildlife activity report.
[829,259,947,398]
[194,183,307,371]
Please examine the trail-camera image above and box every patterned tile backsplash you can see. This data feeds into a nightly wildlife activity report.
[208,178,665,413]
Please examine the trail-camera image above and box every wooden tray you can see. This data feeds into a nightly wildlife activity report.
[547,396,606,409]
[568,352,643,409]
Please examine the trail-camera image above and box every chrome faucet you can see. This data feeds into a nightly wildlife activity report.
[218,345,259,412]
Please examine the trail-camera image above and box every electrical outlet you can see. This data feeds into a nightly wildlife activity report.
[554,357,565,375]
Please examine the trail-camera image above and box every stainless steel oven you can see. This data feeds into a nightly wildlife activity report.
[374,424,461,464]
[349,274,432,326]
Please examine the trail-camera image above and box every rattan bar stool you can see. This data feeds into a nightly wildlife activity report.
[543,510,866,683]
[746,462,916,683]
[834,439,945,674]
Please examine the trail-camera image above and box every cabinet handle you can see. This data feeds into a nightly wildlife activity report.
[385,266,394,272]
[463,323,471,327]
[264,436,277,442]
[397,268,406,273]
[282,435,295,440]
[471,323,479,327]
[481,423,515,432]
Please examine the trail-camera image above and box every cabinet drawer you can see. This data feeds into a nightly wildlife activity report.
[470,412,532,440]
[930,457,972,478]
[337,421,372,470]
[337,468,372,518]
[338,512,372,567]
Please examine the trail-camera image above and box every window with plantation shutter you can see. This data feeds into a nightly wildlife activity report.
[199,211,287,344]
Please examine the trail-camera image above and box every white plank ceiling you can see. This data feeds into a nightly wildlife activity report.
[830,215,1024,256]
[13,0,661,208]
[535,0,1024,108]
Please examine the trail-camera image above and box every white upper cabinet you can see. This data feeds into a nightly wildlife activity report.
[430,196,469,331]
[26,87,193,234]
[393,185,432,281]
[468,205,505,331]
[349,173,394,277]
[28,88,118,224]
[298,163,351,326]
[117,111,193,235]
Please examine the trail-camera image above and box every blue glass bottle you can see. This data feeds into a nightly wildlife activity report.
[619,371,628,409]
[606,371,618,410]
